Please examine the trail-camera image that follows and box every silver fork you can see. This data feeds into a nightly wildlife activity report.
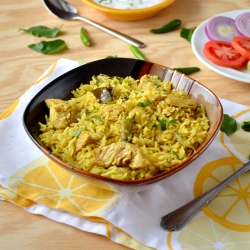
[160,156,250,231]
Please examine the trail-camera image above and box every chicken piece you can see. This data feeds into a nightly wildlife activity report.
[93,142,150,169]
[166,94,197,109]
[138,74,161,89]
[112,87,123,99]
[45,98,76,129]
[138,74,151,87]
[45,98,65,108]
[99,104,125,121]
[75,132,96,152]
[112,87,129,102]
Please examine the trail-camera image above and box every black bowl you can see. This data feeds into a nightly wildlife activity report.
[23,58,223,193]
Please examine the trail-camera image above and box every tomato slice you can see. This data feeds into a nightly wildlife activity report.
[203,40,247,69]
[232,36,250,60]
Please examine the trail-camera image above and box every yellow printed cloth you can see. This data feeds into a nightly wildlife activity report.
[1,58,250,250]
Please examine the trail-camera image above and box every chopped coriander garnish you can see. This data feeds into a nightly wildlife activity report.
[137,100,152,107]
[112,76,124,84]
[168,119,178,126]
[71,128,83,137]
[85,106,96,116]
[95,117,104,121]
[159,119,178,131]
[150,123,158,129]
[153,82,161,88]
[159,119,167,131]
[172,151,181,160]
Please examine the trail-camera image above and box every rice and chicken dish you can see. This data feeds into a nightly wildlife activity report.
[39,74,210,180]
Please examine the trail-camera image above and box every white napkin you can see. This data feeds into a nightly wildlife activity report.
[1,58,250,250]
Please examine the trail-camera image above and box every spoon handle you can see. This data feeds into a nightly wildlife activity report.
[74,16,145,48]
[160,160,250,231]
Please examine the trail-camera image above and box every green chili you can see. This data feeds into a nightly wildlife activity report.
[149,19,181,34]
[80,27,91,46]
[180,27,196,43]
[129,44,146,61]
[121,113,135,142]
[241,121,250,131]
[172,151,181,160]
[173,67,200,75]
[105,55,118,58]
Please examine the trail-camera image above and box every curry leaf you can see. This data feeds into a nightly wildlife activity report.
[28,39,67,54]
[19,26,61,38]
[220,114,237,136]
[241,121,250,131]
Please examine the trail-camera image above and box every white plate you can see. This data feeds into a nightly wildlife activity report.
[191,10,250,83]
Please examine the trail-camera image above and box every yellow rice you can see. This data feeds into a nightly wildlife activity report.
[39,74,210,180]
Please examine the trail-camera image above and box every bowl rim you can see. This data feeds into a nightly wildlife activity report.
[81,0,176,15]
[23,58,223,186]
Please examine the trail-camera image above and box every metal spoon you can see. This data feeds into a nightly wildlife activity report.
[42,0,145,48]
[160,156,250,231]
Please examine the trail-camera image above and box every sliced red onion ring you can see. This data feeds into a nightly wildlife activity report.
[235,12,250,37]
[205,16,238,42]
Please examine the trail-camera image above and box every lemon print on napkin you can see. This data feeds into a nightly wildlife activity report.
[8,155,121,217]
[0,99,20,120]
[194,155,250,232]
[0,185,35,207]
[167,215,250,249]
